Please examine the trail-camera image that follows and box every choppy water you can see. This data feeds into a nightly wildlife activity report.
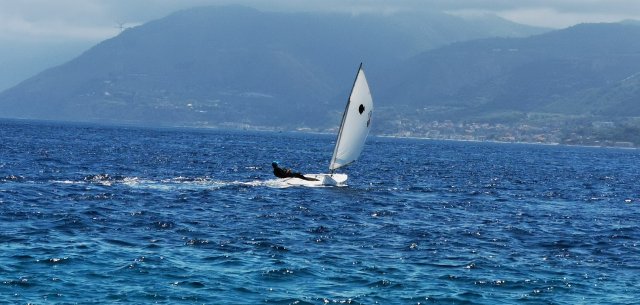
[1,119,639,304]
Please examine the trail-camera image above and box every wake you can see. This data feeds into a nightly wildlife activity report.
[50,175,301,190]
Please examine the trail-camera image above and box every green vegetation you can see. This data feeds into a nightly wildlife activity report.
[562,118,640,147]
[0,7,638,147]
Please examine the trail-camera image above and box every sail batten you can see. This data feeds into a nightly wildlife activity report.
[329,64,373,171]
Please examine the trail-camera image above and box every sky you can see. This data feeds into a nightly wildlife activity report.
[2,0,640,42]
[1,0,640,90]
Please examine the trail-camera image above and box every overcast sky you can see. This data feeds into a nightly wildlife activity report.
[1,0,640,90]
[2,0,640,43]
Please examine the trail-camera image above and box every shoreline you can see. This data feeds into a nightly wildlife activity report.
[1,117,637,150]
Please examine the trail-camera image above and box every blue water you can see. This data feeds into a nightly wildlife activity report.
[1,119,639,304]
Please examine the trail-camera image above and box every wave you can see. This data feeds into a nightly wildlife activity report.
[49,175,300,190]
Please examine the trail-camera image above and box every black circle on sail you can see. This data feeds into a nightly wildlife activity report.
[358,104,365,114]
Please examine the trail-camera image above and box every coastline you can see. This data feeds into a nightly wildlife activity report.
[1,117,637,149]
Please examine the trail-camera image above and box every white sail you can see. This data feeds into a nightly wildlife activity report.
[329,64,373,171]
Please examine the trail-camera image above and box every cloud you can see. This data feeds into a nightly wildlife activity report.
[496,7,640,28]
[0,15,119,41]
[0,0,639,42]
[437,0,640,28]
[0,0,119,41]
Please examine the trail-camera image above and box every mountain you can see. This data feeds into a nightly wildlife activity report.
[378,23,640,123]
[0,5,546,128]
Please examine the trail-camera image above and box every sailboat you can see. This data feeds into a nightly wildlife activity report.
[285,63,373,186]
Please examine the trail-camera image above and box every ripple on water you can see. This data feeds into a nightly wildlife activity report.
[1,122,639,304]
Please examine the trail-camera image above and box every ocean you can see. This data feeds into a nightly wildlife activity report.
[1,119,639,304]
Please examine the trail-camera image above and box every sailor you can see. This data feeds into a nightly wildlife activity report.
[271,161,318,181]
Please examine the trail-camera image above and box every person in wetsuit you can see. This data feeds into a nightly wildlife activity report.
[272,162,318,181]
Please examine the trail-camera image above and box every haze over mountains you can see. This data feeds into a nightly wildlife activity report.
[379,23,640,119]
[0,6,545,127]
[1,5,639,145]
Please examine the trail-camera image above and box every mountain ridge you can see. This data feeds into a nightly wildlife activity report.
[2,6,640,146]
[379,23,640,117]
[0,5,547,128]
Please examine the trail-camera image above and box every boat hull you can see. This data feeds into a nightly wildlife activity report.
[283,173,348,187]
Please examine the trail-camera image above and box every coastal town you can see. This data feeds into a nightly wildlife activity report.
[379,119,639,148]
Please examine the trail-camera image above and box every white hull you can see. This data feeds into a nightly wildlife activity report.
[282,173,348,187]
